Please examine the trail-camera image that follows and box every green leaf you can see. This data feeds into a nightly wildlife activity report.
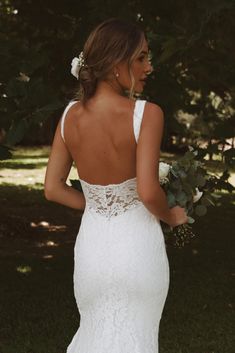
[178,169,187,178]
[171,179,181,190]
[178,159,190,170]
[187,216,195,224]
[186,175,197,187]
[195,204,207,217]
[167,191,176,207]
[181,181,193,194]
[196,174,206,187]
[184,151,196,160]
[170,168,179,178]
[176,191,187,205]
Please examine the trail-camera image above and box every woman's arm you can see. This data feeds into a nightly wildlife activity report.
[136,102,186,227]
[44,118,85,210]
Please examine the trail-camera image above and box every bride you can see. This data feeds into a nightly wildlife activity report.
[44,18,187,353]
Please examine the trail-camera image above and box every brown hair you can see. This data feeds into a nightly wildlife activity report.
[75,18,146,103]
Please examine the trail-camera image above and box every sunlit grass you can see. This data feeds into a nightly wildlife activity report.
[0,145,78,188]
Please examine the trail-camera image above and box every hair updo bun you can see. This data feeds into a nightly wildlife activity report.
[75,18,145,104]
[78,65,98,102]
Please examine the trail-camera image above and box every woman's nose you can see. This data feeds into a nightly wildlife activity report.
[145,61,153,75]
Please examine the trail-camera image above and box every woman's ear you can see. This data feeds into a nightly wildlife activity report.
[112,65,119,78]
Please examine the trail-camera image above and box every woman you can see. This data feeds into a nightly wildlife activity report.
[44,18,187,353]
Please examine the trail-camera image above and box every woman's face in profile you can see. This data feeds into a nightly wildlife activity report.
[116,38,153,94]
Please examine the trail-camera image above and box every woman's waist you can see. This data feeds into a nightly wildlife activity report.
[83,198,143,221]
[82,200,160,226]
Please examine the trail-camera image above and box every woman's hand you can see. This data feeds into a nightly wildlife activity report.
[168,206,188,228]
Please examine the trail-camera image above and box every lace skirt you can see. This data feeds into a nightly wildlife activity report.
[66,202,170,353]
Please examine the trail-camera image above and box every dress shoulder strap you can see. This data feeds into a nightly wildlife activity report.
[133,99,147,143]
[60,100,78,142]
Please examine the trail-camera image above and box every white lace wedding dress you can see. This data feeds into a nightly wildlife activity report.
[60,99,170,353]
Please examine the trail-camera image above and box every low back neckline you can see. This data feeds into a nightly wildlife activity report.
[79,176,137,188]
[61,99,146,187]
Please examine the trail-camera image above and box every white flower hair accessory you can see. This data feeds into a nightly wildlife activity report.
[71,51,85,80]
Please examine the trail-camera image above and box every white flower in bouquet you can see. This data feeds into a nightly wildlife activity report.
[193,188,203,203]
[159,162,171,184]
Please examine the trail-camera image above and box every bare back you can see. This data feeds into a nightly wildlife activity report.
[60,97,145,185]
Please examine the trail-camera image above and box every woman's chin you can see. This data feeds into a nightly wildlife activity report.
[125,84,144,96]
[134,85,144,94]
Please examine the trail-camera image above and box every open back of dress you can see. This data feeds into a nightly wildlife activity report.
[61,99,170,353]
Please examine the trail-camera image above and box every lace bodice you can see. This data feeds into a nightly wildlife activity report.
[80,177,142,219]
[60,99,146,219]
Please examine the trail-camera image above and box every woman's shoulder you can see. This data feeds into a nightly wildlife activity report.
[60,99,83,126]
[64,99,82,114]
[137,100,164,142]
[137,99,164,117]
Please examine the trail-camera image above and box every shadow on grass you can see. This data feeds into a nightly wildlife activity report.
[0,184,82,255]
[0,161,48,169]
[0,183,82,352]
[11,153,50,159]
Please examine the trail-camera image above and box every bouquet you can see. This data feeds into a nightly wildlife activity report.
[158,146,215,247]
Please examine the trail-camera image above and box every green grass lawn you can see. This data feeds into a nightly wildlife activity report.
[0,146,234,353]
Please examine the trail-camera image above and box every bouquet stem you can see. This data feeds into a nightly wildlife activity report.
[162,222,196,248]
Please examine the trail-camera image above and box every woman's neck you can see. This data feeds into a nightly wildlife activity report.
[95,80,125,98]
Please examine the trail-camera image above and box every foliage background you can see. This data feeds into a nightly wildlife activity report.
[0,0,234,162]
